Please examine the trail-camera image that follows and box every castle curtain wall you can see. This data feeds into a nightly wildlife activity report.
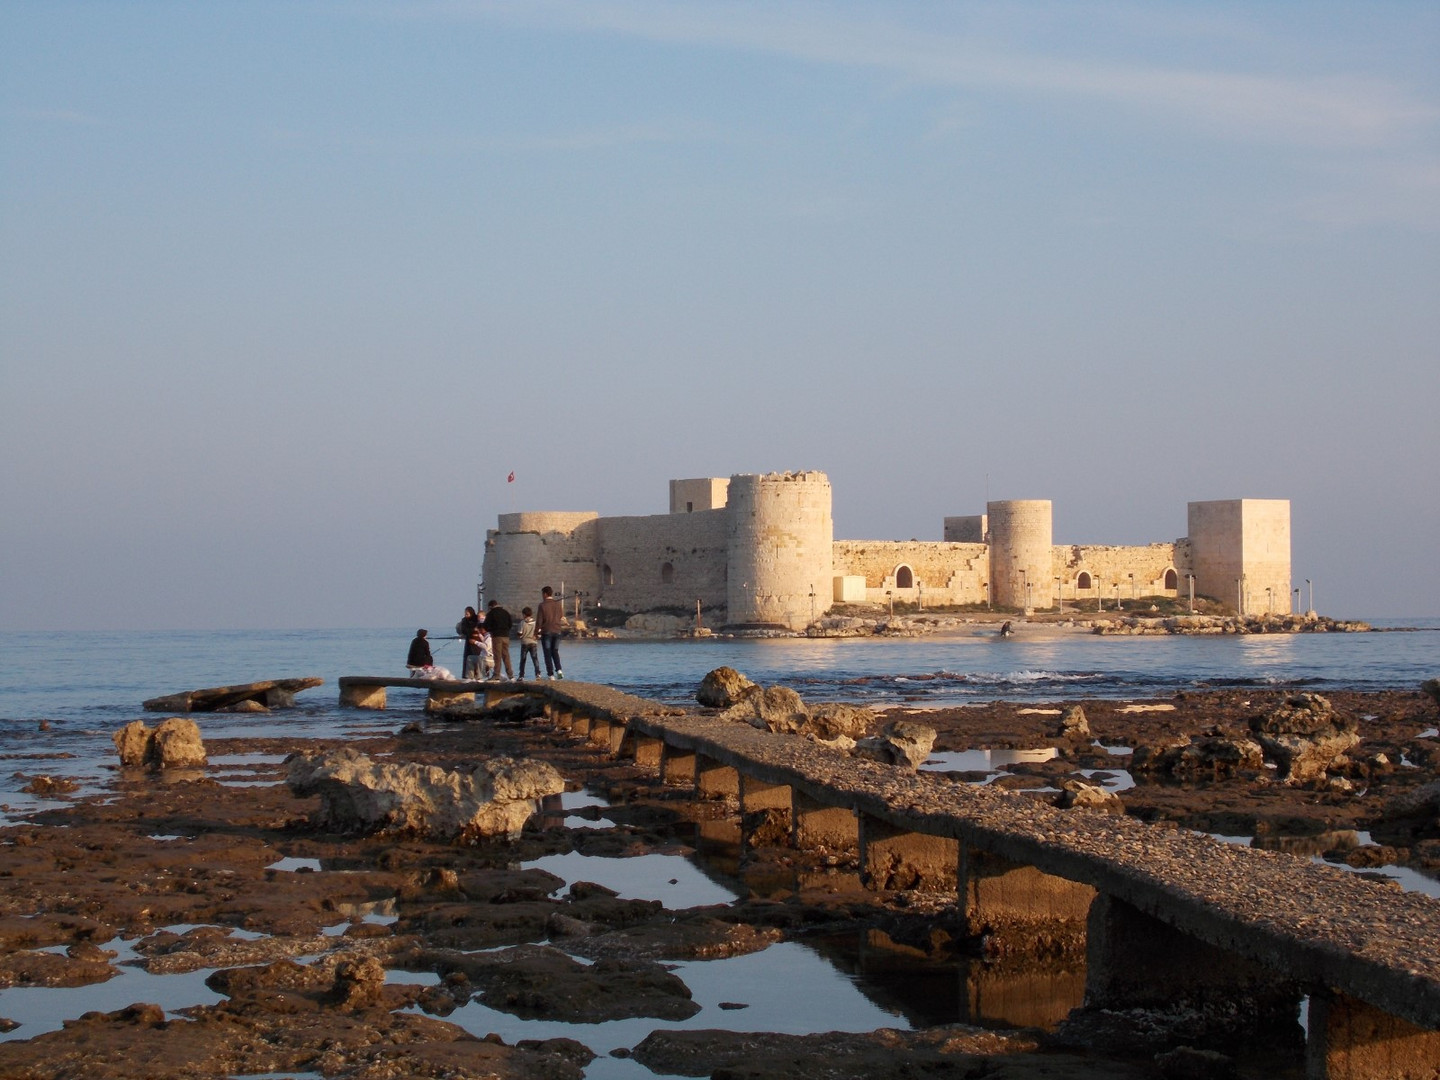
[596,510,729,615]
[1052,544,1182,605]
[831,541,988,604]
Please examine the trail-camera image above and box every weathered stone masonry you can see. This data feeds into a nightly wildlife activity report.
[482,472,1292,629]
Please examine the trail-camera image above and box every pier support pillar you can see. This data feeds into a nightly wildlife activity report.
[662,747,696,787]
[859,814,958,892]
[793,791,858,853]
[625,733,665,770]
[960,849,1095,950]
[570,711,592,737]
[586,715,612,749]
[697,756,739,800]
[1307,992,1440,1080]
[739,776,793,851]
[339,684,387,710]
[1085,894,1301,1040]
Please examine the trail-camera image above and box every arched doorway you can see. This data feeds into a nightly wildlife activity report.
[661,562,675,584]
[1164,568,1178,590]
[895,565,914,589]
[1077,571,1093,590]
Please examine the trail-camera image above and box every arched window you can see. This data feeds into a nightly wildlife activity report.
[602,564,614,586]
[661,562,674,584]
[1077,571,1093,590]
[1164,568,1178,590]
[895,565,914,589]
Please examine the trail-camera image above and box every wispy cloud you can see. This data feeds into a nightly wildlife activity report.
[387,0,1436,151]
[6,106,102,126]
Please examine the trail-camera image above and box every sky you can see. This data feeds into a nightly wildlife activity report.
[1,1,1437,629]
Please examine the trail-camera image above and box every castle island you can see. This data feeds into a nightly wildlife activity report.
[482,471,1292,630]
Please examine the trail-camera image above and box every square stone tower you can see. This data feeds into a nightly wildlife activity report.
[1187,500,1291,615]
[670,478,730,514]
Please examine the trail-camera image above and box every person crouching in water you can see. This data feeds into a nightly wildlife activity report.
[517,607,540,680]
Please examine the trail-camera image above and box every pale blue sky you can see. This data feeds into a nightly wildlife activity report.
[2,1,1437,628]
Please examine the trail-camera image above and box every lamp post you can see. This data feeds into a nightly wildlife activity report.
[886,590,893,618]
[1187,573,1195,614]
[983,581,990,611]
[1306,578,1314,616]
[1236,578,1243,616]
[1055,577,1062,615]
[1128,572,1135,600]
[809,585,816,625]
[1115,583,1121,611]
[1292,587,1300,614]
[1019,569,1028,613]
[1266,586,1273,614]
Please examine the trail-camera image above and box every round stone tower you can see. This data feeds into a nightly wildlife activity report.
[987,500,1053,611]
[726,472,833,629]
[482,511,600,615]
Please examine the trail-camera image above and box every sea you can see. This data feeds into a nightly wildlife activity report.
[1,620,1436,822]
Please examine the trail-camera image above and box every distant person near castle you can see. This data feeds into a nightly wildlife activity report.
[486,600,514,680]
[536,586,565,679]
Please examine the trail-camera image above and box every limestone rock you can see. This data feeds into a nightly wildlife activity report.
[1130,734,1262,778]
[696,667,758,709]
[112,718,207,769]
[285,749,564,841]
[853,720,936,771]
[717,686,808,734]
[1249,694,1359,783]
[806,703,876,741]
[1057,704,1090,739]
[1055,779,1125,816]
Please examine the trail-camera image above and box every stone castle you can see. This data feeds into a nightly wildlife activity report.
[481,472,1291,630]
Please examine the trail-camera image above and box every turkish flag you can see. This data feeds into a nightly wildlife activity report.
[507,471,515,483]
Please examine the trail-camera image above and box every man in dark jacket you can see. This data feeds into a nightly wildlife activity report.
[536,586,565,679]
[485,600,515,680]
[406,629,432,671]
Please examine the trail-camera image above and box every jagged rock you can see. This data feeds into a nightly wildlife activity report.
[853,720,936,771]
[1058,704,1090,738]
[1055,779,1124,815]
[806,703,876,740]
[1249,694,1359,783]
[285,749,564,841]
[717,686,808,734]
[1130,735,1263,778]
[330,956,386,1009]
[696,667,759,708]
[112,718,207,769]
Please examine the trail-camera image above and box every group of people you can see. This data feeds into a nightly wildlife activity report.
[406,585,568,683]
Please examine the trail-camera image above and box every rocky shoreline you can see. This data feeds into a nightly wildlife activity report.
[0,682,1436,1079]
[588,609,1375,641]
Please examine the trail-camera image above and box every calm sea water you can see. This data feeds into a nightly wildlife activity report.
[0,621,1435,820]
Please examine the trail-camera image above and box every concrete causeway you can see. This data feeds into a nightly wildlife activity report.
[344,676,1440,1077]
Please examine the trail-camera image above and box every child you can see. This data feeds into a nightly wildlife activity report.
[517,606,540,679]
[463,625,483,680]
[477,622,495,679]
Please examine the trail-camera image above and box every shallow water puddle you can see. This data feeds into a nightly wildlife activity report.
[418,941,908,1079]
[521,851,739,908]
[0,935,225,1041]
[266,856,323,873]
[921,746,1059,776]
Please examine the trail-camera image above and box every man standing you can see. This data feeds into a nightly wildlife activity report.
[485,600,514,680]
[536,585,565,680]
